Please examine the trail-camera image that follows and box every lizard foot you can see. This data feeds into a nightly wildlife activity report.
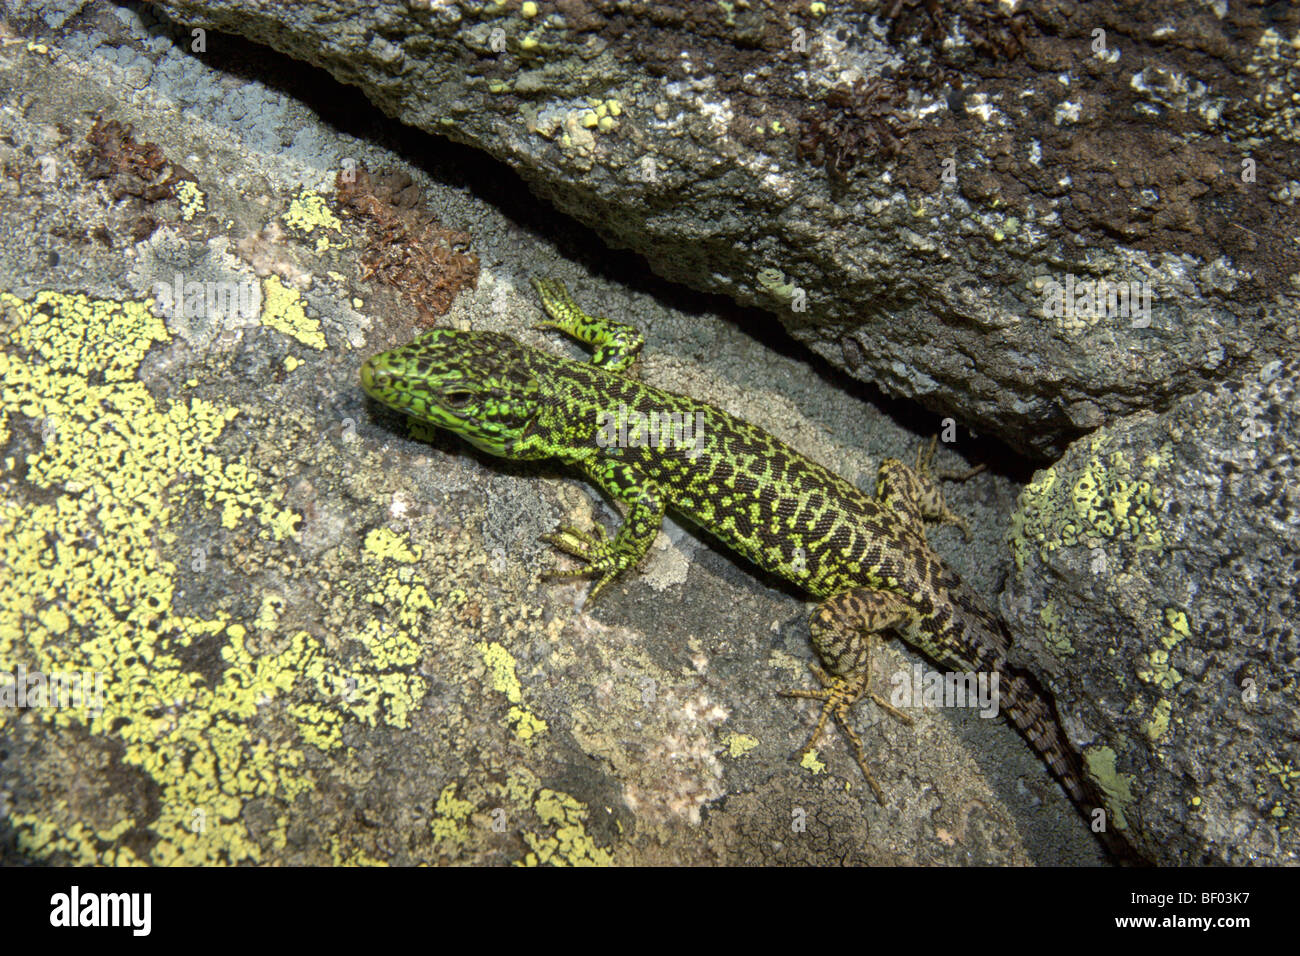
[779,661,913,804]
[918,434,986,483]
[539,523,623,602]
[530,276,585,334]
[530,276,644,373]
[914,436,983,540]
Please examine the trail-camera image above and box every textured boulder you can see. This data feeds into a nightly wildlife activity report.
[1004,358,1300,864]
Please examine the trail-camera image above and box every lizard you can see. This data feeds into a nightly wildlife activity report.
[360,276,1136,862]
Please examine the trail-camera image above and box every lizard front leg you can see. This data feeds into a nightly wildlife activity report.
[780,588,914,802]
[541,458,665,603]
[532,276,644,373]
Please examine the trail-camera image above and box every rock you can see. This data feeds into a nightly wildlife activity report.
[1005,359,1300,864]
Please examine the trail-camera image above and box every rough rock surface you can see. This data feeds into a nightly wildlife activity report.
[134,0,1300,457]
[0,6,1110,866]
[1004,359,1300,865]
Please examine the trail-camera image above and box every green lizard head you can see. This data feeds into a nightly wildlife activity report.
[361,329,544,458]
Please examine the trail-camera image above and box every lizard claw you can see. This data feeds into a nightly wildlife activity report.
[779,662,912,804]
[919,434,987,484]
[539,523,608,558]
[539,523,622,603]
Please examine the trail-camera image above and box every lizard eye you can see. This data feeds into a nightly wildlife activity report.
[442,390,473,408]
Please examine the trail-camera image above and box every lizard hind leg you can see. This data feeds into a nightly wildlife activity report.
[876,436,983,541]
[779,588,914,802]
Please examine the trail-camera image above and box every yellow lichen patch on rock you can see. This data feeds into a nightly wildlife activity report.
[175,180,206,222]
[0,290,427,864]
[355,529,437,718]
[723,732,759,758]
[522,788,612,866]
[1009,436,1165,569]
[476,640,548,743]
[430,782,475,848]
[282,188,348,254]
[1084,746,1136,831]
[1137,607,1190,743]
[363,526,423,564]
[505,766,612,867]
[800,749,827,774]
[259,275,326,350]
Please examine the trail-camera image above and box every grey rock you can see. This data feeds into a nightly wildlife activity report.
[1004,359,1300,864]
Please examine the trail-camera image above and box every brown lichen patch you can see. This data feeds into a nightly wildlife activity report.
[798,75,913,181]
[595,0,797,79]
[334,165,479,323]
[80,117,192,203]
[876,0,1030,64]
[794,0,1031,185]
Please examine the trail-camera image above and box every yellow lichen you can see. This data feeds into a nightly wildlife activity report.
[363,526,422,564]
[1039,599,1074,656]
[800,749,826,774]
[1144,697,1172,742]
[1262,755,1300,793]
[1138,608,1187,692]
[175,180,206,222]
[723,732,759,758]
[0,290,429,864]
[1084,746,1135,830]
[492,767,616,866]
[259,275,326,350]
[1136,647,1182,691]
[1009,437,1164,569]
[521,789,613,866]
[431,782,475,846]
[1163,608,1190,646]
[476,640,548,743]
[281,189,347,254]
